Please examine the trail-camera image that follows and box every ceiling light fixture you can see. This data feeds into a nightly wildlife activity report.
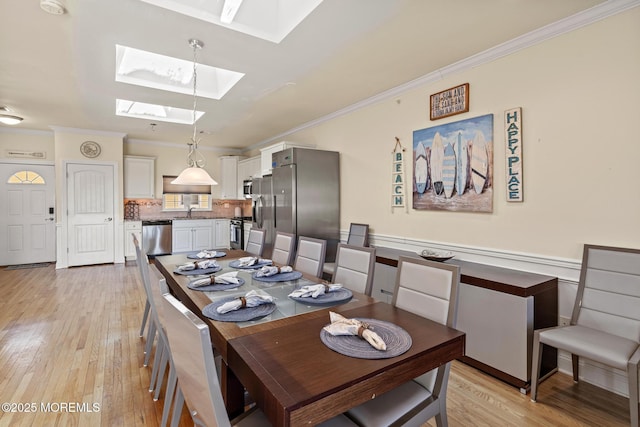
[171,39,218,186]
[0,107,23,125]
[220,0,243,24]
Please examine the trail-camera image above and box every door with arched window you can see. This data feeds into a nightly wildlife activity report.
[0,163,56,265]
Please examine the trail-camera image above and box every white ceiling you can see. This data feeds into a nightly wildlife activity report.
[0,0,620,151]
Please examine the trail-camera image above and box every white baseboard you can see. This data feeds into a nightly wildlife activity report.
[558,351,631,398]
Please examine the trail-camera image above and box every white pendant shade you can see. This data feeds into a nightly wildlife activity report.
[171,167,218,185]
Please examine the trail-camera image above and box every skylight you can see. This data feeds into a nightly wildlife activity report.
[116,99,204,124]
[139,0,324,43]
[115,45,244,100]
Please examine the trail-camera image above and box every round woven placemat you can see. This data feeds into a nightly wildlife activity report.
[320,318,412,359]
[173,266,222,276]
[187,251,227,259]
[253,271,303,282]
[187,277,245,292]
[290,288,353,306]
[202,297,276,322]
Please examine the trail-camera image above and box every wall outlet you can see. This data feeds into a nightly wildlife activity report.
[559,316,571,327]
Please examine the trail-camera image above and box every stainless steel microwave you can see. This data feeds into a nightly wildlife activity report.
[242,179,253,198]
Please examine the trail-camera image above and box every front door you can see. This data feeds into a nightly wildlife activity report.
[67,163,115,266]
[0,163,56,265]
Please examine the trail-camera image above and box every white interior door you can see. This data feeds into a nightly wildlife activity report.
[0,163,56,265]
[67,163,115,266]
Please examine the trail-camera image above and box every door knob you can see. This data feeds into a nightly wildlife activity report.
[106,217,113,222]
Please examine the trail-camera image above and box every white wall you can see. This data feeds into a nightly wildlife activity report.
[279,8,640,264]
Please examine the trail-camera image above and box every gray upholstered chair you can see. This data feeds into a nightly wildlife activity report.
[134,234,151,339]
[294,236,327,278]
[161,293,357,427]
[245,228,266,257]
[271,231,296,266]
[324,223,370,278]
[346,256,460,427]
[531,244,640,427]
[331,243,376,296]
[346,223,369,247]
[133,236,181,427]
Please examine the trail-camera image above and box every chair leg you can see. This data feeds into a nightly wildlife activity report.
[154,344,170,401]
[628,357,639,427]
[170,386,185,427]
[139,300,150,337]
[161,364,178,427]
[144,322,157,367]
[572,354,580,383]
[149,336,164,392]
[530,330,544,402]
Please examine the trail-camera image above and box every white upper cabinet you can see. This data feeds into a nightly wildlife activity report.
[124,155,155,199]
[259,142,314,176]
[219,156,245,199]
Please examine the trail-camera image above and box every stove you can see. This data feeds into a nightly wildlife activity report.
[230,216,252,250]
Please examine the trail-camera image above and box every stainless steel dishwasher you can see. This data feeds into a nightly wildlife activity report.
[142,220,172,256]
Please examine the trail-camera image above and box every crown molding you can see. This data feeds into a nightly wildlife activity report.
[248,0,640,152]
[125,137,243,154]
[49,126,127,138]
[0,127,53,136]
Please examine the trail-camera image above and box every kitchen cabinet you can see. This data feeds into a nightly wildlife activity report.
[238,156,262,181]
[220,156,246,199]
[124,220,142,260]
[172,219,213,253]
[214,219,230,249]
[372,246,558,392]
[124,155,155,198]
[259,142,313,177]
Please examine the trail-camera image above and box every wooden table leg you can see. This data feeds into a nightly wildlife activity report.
[221,360,245,418]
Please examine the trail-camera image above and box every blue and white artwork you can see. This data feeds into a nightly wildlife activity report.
[412,114,493,212]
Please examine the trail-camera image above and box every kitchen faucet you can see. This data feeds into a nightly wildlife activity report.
[187,206,194,218]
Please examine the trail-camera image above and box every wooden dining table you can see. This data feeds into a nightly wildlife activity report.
[154,250,465,427]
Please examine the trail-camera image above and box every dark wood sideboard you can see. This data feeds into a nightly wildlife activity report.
[371,246,558,393]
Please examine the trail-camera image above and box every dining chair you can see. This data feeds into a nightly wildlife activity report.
[346,256,460,427]
[346,223,369,247]
[323,223,370,278]
[530,244,640,427]
[294,236,327,278]
[133,233,151,339]
[161,293,357,427]
[245,228,266,257]
[331,243,376,296]
[271,231,296,266]
[132,234,157,367]
[134,238,182,427]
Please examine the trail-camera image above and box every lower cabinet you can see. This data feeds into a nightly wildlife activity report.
[243,222,252,250]
[172,220,213,253]
[124,221,142,260]
[214,219,230,249]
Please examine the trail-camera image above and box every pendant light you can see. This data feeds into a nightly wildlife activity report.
[172,39,218,186]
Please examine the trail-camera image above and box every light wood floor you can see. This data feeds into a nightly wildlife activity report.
[0,263,631,427]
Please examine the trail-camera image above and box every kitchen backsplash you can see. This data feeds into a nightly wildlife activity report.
[124,198,252,220]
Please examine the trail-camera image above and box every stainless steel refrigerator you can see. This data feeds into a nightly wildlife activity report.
[252,148,340,262]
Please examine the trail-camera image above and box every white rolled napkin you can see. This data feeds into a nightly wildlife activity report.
[216,290,274,314]
[189,271,240,288]
[196,250,218,259]
[254,265,293,277]
[323,311,387,351]
[176,259,219,271]
[288,283,342,298]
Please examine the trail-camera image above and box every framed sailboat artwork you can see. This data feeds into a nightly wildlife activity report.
[412,114,493,213]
